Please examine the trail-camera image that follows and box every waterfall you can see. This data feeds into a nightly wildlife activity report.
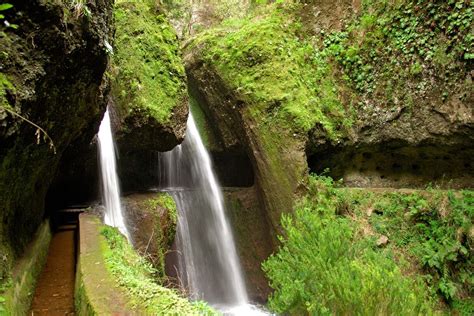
[160,113,268,315]
[97,108,130,241]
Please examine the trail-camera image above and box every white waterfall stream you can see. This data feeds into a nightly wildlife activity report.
[159,113,268,315]
[97,108,130,241]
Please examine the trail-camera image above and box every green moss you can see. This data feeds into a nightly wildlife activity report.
[100,226,217,315]
[0,73,13,110]
[191,4,351,140]
[144,192,177,278]
[145,192,177,224]
[112,1,187,124]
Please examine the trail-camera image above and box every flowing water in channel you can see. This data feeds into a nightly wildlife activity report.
[98,108,130,241]
[159,113,268,315]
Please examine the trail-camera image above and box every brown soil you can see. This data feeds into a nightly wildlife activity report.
[30,225,76,315]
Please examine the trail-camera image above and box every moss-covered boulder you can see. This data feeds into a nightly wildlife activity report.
[0,0,113,283]
[111,1,188,152]
[122,192,177,278]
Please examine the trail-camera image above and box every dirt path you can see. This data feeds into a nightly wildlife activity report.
[30,225,76,315]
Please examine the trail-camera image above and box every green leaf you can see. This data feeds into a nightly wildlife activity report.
[0,4,13,11]
[464,53,474,60]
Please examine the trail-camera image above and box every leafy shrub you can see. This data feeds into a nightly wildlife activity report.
[346,188,474,314]
[263,176,434,315]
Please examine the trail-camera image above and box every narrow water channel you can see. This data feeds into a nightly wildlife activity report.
[30,214,78,315]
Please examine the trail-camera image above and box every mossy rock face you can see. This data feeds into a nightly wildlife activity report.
[302,0,474,188]
[224,188,273,303]
[122,192,177,278]
[185,7,314,238]
[0,0,113,281]
[185,0,473,238]
[111,1,188,152]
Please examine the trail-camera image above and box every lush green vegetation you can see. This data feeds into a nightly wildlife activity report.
[192,3,351,140]
[112,1,187,125]
[345,188,474,314]
[145,192,177,224]
[190,0,472,139]
[263,175,436,315]
[321,0,472,112]
[100,226,217,315]
[263,174,473,315]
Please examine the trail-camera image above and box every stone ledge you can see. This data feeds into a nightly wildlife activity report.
[75,214,133,315]
[1,221,51,315]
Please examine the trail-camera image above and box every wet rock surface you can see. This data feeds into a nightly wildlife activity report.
[186,54,307,242]
[122,192,177,272]
[224,187,273,304]
[0,0,113,278]
[307,110,474,188]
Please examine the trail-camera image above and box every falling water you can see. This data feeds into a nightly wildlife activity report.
[160,113,268,315]
[98,109,130,241]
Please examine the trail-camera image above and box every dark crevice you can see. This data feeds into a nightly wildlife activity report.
[46,145,255,213]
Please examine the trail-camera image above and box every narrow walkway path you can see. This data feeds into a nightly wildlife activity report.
[30,224,76,315]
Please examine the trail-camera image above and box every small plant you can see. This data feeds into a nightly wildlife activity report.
[0,3,18,29]
[69,0,91,19]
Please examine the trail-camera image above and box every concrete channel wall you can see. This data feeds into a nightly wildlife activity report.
[1,221,51,315]
[74,214,133,315]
